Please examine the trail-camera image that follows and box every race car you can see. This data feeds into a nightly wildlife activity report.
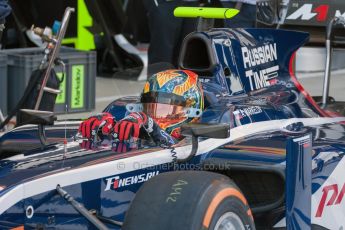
[1,7,345,230]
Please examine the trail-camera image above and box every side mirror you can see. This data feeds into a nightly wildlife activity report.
[178,123,230,163]
[19,109,57,146]
[181,123,230,139]
[19,109,56,126]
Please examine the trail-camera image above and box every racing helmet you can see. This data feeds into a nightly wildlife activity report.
[141,69,204,138]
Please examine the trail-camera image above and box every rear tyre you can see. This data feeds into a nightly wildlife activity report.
[122,171,255,230]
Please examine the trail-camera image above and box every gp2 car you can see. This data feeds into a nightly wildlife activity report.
[1,7,345,230]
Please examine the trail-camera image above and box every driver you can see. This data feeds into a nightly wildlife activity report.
[79,69,204,147]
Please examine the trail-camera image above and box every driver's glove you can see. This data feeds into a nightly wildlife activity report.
[112,112,178,147]
[113,112,152,142]
[78,112,115,140]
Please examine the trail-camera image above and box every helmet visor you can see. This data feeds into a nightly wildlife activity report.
[143,103,188,129]
[141,92,186,106]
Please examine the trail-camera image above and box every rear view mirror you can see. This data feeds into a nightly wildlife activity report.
[19,109,56,126]
[177,123,230,163]
[181,123,230,139]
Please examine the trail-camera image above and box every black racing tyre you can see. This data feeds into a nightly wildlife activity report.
[122,171,255,230]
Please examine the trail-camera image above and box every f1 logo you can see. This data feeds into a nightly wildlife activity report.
[287,4,329,22]
[315,183,345,217]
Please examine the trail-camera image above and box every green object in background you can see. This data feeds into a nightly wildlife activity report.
[56,72,66,104]
[71,65,85,109]
[174,7,239,19]
[62,0,95,50]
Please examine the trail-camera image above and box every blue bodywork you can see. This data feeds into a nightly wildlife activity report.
[1,28,345,229]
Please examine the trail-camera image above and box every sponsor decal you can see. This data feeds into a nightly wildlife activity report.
[311,151,345,229]
[199,78,211,83]
[287,4,329,22]
[241,43,279,91]
[71,65,85,109]
[233,106,263,119]
[242,43,277,69]
[315,183,345,218]
[287,3,345,23]
[104,171,159,191]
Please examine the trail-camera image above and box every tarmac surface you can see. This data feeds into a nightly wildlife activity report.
[57,70,345,120]
[298,70,345,102]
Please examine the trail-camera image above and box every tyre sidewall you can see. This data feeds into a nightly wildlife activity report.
[208,196,254,230]
[123,171,255,230]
